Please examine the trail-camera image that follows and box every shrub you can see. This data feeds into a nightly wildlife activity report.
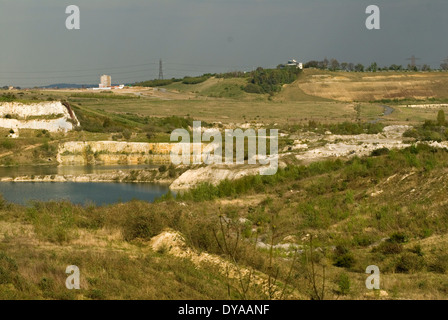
[122,213,164,241]
[87,289,105,300]
[0,194,6,210]
[352,234,375,247]
[371,148,389,157]
[182,76,209,85]
[437,110,446,126]
[389,232,409,244]
[409,244,424,257]
[428,255,448,274]
[168,164,177,178]
[374,242,403,255]
[1,140,15,150]
[0,93,16,102]
[38,277,55,291]
[336,273,351,295]
[134,79,174,87]
[333,245,355,268]
[122,129,132,140]
[394,252,425,273]
[0,251,19,285]
[243,83,263,94]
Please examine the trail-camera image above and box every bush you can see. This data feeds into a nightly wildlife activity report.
[1,140,15,150]
[135,79,174,87]
[403,111,448,142]
[243,83,263,94]
[352,234,375,247]
[374,242,403,255]
[333,245,355,268]
[371,148,390,157]
[182,76,209,85]
[122,213,164,242]
[38,277,55,291]
[389,232,409,244]
[0,251,19,285]
[394,252,425,273]
[122,129,132,140]
[168,164,177,178]
[0,194,6,210]
[86,289,105,300]
[336,273,351,295]
[428,255,448,274]
[0,93,16,102]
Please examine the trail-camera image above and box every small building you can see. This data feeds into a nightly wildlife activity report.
[99,75,111,89]
[286,59,303,70]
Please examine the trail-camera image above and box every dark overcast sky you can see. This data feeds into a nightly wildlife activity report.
[1,0,447,87]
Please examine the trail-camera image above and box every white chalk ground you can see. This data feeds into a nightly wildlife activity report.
[294,125,412,161]
[170,125,419,190]
[0,101,79,132]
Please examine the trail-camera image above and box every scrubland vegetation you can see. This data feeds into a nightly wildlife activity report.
[2,144,448,299]
[3,69,448,299]
[404,110,448,142]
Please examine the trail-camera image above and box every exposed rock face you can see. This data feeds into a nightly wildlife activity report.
[0,101,79,132]
[57,141,207,165]
[0,169,173,184]
[295,125,412,162]
[169,165,263,190]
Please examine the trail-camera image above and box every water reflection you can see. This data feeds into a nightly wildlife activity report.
[0,181,170,206]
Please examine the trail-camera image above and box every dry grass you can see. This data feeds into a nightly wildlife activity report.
[297,69,448,102]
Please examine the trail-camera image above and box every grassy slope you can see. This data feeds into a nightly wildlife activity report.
[65,78,357,125]
[2,146,448,299]
[296,69,448,102]
[77,71,448,126]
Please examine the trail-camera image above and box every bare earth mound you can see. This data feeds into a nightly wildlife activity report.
[295,70,448,102]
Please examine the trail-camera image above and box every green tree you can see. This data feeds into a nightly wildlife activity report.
[329,59,340,71]
[367,62,378,72]
[354,64,364,72]
[437,110,446,126]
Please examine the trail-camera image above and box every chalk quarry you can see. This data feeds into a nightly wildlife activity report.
[0,101,79,132]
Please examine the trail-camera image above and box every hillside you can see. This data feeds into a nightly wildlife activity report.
[291,69,448,102]
[2,145,448,299]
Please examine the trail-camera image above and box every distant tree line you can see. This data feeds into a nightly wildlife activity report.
[304,58,443,72]
[135,74,215,87]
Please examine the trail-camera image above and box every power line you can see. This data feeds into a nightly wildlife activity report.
[0,68,158,80]
[406,55,421,67]
[0,62,159,74]
[158,59,164,80]
[167,61,253,69]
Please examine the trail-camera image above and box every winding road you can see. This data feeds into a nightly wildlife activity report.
[369,105,395,124]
